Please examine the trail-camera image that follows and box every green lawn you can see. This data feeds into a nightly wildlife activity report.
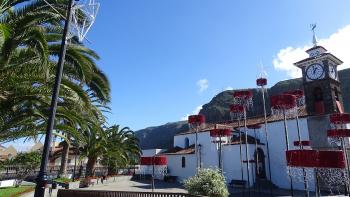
[0,186,34,197]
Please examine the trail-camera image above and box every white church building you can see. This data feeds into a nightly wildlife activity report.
[138,33,350,194]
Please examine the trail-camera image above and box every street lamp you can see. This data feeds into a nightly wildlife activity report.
[34,0,99,196]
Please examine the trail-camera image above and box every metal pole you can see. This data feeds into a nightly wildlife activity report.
[254,128,261,197]
[261,86,273,196]
[295,113,309,197]
[341,137,350,194]
[219,134,222,173]
[315,169,321,197]
[152,157,155,192]
[195,126,199,171]
[34,0,74,196]
[244,108,251,197]
[238,118,245,197]
[283,109,294,197]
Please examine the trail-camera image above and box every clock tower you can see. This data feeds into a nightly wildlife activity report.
[294,26,345,149]
[294,34,344,115]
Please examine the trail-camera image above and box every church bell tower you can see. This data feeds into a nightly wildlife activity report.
[294,25,345,149]
[294,25,344,116]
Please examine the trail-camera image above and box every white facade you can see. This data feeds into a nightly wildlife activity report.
[164,117,316,192]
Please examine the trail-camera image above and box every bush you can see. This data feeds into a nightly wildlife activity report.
[184,168,229,197]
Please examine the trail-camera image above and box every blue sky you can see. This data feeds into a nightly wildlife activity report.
[83,0,350,131]
[6,0,350,150]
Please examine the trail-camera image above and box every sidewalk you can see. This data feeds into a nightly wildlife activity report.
[21,179,187,197]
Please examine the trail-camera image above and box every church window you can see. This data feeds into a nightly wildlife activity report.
[181,156,186,168]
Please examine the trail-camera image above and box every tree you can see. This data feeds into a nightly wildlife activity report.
[101,125,141,175]
[184,168,229,197]
[80,125,141,177]
[6,151,41,185]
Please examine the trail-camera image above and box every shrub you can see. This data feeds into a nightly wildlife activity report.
[184,168,229,197]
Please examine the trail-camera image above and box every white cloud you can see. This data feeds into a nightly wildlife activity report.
[273,25,350,78]
[181,105,203,121]
[197,79,209,93]
[224,86,234,91]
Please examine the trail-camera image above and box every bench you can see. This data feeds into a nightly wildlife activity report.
[57,189,201,197]
[229,179,246,188]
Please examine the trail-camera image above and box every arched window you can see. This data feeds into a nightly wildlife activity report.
[181,156,186,168]
[314,87,325,114]
[313,87,323,101]
[184,138,190,148]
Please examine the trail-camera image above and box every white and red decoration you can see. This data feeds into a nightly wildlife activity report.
[139,156,168,180]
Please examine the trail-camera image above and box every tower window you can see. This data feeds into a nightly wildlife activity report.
[181,156,186,168]
[313,87,323,101]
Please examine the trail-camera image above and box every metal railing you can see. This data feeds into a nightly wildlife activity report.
[58,190,201,197]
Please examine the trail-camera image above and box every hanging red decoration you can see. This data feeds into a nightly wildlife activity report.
[286,150,318,168]
[247,124,262,129]
[230,104,244,113]
[286,150,345,168]
[327,129,350,138]
[233,90,253,99]
[256,78,267,86]
[210,129,232,137]
[318,150,345,169]
[233,90,254,109]
[330,113,350,124]
[293,140,311,147]
[229,104,245,119]
[188,114,206,124]
[270,94,297,110]
[153,156,167,165]
[140,157,152,165]
[140,156,167,165]
[283,90,304,98]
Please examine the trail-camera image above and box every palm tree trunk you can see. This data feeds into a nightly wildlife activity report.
[58,140,69,177]
[85,156,97,177]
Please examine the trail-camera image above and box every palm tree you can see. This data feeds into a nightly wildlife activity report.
[0,0,111,178]
[80,125,141,177]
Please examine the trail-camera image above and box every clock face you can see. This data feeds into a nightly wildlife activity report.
[329,64,337,79]
[306,63,324,80]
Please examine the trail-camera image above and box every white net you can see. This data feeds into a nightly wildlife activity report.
[287,166,314,183]
[70,0,100,42]
[233,97,253,110]
[318,168,349,193]
[327,137,342,147]
[230,112,244,120]
[188,122,205,132]
[271,107,298,119]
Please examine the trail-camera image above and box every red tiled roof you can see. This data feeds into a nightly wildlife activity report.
[163,145,195,155]
[176,107,307,136]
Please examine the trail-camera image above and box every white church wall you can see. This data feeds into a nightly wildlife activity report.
[174,133,195,148]
[267,117,316,192]
[166,154,196,182]
[141,149,164,157]
[222,144,256,187]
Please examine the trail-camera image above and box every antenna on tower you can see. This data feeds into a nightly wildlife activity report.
[310,23,317,46]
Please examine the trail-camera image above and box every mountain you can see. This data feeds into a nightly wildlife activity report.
[136,68,350,149]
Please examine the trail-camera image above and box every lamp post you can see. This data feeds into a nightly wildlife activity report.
[34,0,75,196]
